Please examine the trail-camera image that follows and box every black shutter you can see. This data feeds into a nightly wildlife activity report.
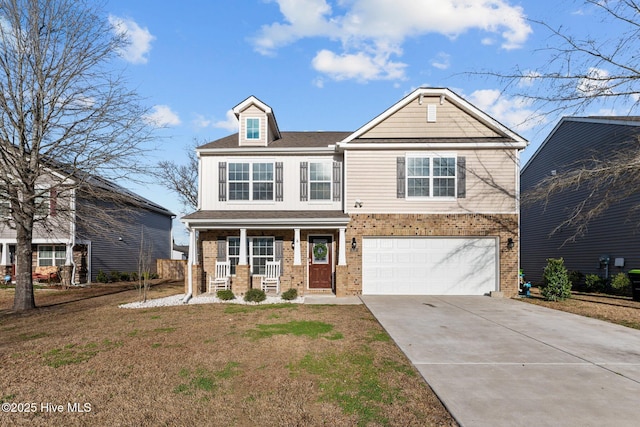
[396,157,405,198]
[217,237,226,261]
[457,156,466,199]
[300,162,308,201]
[275,237,283,274]
[218,162,227,201]
[275,162,283,201]
[333,161,341,201]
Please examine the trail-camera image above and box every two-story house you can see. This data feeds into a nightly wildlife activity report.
[0,170,174,284]
[182,88,527,298]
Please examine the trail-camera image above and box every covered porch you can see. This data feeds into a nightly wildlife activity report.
[182,211,351,297]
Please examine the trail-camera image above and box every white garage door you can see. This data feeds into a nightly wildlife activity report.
[362,237,497,295]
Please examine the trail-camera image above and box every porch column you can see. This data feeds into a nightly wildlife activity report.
[0,243,8,267]
[65,242,73,265]
[239,228,247,265]
[293,228,301,265]
[185,228,197,298]
[338,227,347,266]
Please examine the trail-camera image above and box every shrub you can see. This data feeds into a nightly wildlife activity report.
[584,274,606,293]
[281,288,298,301]
[131,272,139,281]
[244,288,266,303]
[216,289,235,301]
[96,270,109,283]
[541,258,571,301]
[120,272,130,282]
[109,271,121,283]
[611,273,631,296]
[568,270,584,291]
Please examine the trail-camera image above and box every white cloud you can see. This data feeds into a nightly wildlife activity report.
[252,0,532,82]
[430,52,451,70]
[468,89,541,132]
[577,67,612,97]
[312,49,406,82]
[145,105,181,127]
[214,110,239,132]
[518,70,542,87]
[109,15,155,64]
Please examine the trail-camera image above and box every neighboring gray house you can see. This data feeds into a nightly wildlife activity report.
[520,116,640,285]
[0,170,174,284]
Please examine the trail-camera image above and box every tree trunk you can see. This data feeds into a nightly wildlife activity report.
[13,222,35,311]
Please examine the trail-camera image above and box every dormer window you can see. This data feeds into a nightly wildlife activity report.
[246,118,260,140]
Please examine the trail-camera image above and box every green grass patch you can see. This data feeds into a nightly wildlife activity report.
[224,303,299,314]
[290,348,414,426]
[153,327,176,333]
[174,362,241,396]
[368,330,391,342]
[17,332,49,341]
[1,394,16,403]
[43,339,122,368]
[245,320,336,340]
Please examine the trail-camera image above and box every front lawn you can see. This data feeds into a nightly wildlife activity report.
[0,282,455,426]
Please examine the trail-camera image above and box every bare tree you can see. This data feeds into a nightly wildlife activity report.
[0,0,152,311]
[481,1,640,239]
[137,226,153,303]
[155,140,199,213]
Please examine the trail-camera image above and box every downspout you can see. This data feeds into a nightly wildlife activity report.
[69,188,77,285]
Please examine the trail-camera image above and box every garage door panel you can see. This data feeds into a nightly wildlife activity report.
[362,237,497,295]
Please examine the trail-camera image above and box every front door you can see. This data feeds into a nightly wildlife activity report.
[308,236,332,289]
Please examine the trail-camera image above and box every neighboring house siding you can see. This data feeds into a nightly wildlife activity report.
[346,149,517,214]
[521,120,640,284]
[199,155,342,211]
[86,207,171,281]
[360,97,502,139]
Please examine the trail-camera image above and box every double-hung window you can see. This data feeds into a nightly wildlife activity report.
[406,155,456,198]
[246,118,260,140]
[228,162,274,201]
[309,162,332,200]
[38,245,66,267]
[226,236,274,275]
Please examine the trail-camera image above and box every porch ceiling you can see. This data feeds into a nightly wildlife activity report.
[181,210,350,229]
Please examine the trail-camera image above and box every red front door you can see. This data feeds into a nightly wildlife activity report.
[309,236,332,289]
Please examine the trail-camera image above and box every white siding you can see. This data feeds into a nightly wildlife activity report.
[200,154,343,211]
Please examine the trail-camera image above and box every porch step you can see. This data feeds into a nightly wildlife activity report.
[304,289,335,296]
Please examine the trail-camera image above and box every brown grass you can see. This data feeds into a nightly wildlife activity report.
[0,282,456,426]
[520,287,640,329]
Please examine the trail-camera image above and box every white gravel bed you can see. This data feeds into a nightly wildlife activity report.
[119,293,304,309]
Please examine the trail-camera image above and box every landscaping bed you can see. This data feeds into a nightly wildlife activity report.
[0,282,456,426]
[520,287,640,330]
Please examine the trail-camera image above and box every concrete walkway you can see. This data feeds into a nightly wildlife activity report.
[361,295,640,427]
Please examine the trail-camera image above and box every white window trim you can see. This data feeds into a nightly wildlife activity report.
[405,152,457,200]
[227,236,275,276]
[308,161,333,202]
[227,160,275,202]
[37,244,66,267]
[245,117,261,140]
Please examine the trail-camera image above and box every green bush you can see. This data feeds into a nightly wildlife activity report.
[216,289,235,300]
[131,272,139,281]
[109,271,121,283]
[96,270,109,283]
[584,274,605,293]
[281,288,298,301]
[541,258,571,301]
[244,288,266,303]
[611,273,631,296]
[120,272,131,282]
[568,270,584,291]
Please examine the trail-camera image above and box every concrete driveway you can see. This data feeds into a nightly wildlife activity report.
[361,295,640,427]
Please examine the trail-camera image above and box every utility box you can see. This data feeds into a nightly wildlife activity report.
[629,270,640,302]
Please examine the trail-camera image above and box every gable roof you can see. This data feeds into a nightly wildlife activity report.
[232,95,281,140]
[522,116,640,174]
[197,131,350,152]
[339,87,527,147]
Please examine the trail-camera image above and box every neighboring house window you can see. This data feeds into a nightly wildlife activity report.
[406,156,456,198]
[38,245,66,267]
[309,162,332,200]
[34,188,51,217]
[246,118,260,140]
[228,162,274,201]
[0,192,10,218]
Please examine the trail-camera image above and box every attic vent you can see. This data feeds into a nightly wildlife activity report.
[427,104,437,123]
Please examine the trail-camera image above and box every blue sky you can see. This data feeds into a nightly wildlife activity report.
[103,0,635,243]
